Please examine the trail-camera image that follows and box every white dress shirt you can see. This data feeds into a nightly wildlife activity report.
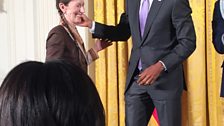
[140,0,153,11]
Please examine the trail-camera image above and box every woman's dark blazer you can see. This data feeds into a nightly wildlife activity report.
[46,25,87,72]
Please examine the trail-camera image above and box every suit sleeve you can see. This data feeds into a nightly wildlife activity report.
[46,32,65,61]
[212,1,224,54]
[93,13,131,41]
[86,48,99,65]
[160,0,196,72]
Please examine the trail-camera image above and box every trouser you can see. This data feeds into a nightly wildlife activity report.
[125,73,182,126]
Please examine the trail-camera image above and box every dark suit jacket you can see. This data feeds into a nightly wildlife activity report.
[212,0,224,97]
[46,25,87,72]
[93,0,196,99]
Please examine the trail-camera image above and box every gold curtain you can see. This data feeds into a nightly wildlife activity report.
[93,0,224,126]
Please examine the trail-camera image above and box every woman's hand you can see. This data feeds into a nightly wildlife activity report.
[93,39,113,52]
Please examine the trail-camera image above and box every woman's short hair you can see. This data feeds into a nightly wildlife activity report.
[0,60,105,126]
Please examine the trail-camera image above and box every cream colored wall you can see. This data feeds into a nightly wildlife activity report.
[0,0,92,84]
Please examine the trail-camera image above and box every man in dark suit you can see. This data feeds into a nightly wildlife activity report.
[212,0,224,97]
[79,0,196,125]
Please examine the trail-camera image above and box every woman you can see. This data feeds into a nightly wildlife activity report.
[46,0,111,72]
[0,60,105,126]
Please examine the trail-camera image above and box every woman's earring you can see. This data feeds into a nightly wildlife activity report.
[63,11,66,15]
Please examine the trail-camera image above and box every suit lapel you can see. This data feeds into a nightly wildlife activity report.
[140,0,164,45]
[132,0,142,47]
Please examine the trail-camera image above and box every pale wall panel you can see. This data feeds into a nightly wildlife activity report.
[0,0,90,84]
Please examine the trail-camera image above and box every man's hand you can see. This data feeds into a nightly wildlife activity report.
[77,14,93,28]
[137,62,164,85]
[93,39,113,52]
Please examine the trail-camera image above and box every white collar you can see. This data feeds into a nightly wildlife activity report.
[220,0,224,19]
[140,0,153,9]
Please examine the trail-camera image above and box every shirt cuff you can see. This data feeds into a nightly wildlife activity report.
[88,48,99,61]
[159,60,167,71]
[89,21,95,33]
[222,33,224,45]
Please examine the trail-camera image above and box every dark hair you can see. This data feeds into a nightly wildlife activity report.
[0,60,105,126]
[56,0,70,18]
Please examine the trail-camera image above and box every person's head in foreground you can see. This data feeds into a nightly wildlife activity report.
[0,60,105,126]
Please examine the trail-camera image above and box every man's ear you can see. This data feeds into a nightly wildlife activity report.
[59,3,67,13]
